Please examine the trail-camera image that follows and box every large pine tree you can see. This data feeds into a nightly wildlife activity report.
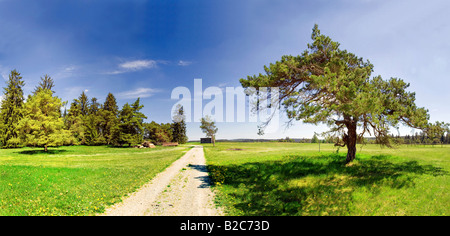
[102,93,119,145]
[17,89,72,152]
[240,25,429,163]
[0,70,25,148]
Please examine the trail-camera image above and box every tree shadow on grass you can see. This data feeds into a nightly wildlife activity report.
[16,149,69,155]
[209,154,448,216]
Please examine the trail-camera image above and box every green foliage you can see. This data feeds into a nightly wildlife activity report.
[144,121,173,145]
[0,70,25,148]
[65,99,86,145]
[171,105,188,144]
[200,115,218,146]
[33,74,55,94]
[240,25,430,162]
[311,133,319,143]
[17,89,73,151]
[101,93,119,145]
[114,98,147,146]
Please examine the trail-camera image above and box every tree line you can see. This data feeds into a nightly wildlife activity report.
[0,70,187,151]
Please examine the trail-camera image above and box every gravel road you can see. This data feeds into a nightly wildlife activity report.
[102,145,223,216]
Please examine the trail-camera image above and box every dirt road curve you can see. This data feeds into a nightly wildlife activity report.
[102,145,223,216]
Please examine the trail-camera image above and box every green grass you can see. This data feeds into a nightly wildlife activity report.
[0,145,190,215]
[204,142,449,216]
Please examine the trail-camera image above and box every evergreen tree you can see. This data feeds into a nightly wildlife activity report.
[311,133,319,143]
[34,74,55,94]
[102,93,119,145]
[144,121,172,145]
[200,115,218,147]
[171,105,188,144]
[0,70,25,148]
[115,98,147,146]
[79,91,89,116]
[85,97,105,145]
[66,99,85,145]
[17,89,73,151]
[240,25,429,163]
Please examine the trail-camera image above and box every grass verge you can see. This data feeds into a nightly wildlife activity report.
[204,142,449,216]
[0,145,189,215]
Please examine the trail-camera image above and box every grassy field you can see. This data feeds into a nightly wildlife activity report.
[204,142,449,216]
[0,145,189,215]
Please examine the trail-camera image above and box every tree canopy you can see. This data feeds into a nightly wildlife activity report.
[200,115,218,147]
[0,70,25,148]
[17,89,72,151]
[240,25,430,163]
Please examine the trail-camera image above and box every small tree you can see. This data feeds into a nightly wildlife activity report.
[200,115,218,147]
[18,89,72,151]
[311,133,319,143]
[171,105,188,144]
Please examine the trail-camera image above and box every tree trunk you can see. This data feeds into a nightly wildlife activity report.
[212,135,216,147]
[44,145,48,152]
[345,121,357,164]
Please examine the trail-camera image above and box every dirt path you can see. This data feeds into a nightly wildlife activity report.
[102,145,223,216]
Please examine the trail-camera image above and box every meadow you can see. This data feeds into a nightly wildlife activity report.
[204,142,449,216]
[0,145,189,215]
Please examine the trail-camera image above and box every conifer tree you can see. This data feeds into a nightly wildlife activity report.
[85,97,105,145]
[17,89,72,151]
[102,93,119,145]
[240,25,429,163]
[0,70,25,148]
[171,105,188,144]
[66,99,86,144]
[34,74,55,94]
[115,98,147,146]
[200,115,218,147]
[79,91,89,116]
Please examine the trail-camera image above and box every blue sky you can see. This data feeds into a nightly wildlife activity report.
[0,0,449,140]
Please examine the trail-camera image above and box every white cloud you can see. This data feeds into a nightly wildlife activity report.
[117,88,160,99]
[178,60,193,66]
[106,59,158,75]
[120,60,157,70]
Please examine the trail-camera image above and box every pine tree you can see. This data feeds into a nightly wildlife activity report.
[171,105,188,144]
[240,25,429,163]
[17,89,72,151]
[200,115,218,147]
[102,93,119,145]
[144,121,173,145]
[79,91,89,116]
[0,70,25,148]
[115,98,147,146]
[85,97,105,145]
[34,74,55,94]
[311,133,319,143]
[66,99,85,145]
